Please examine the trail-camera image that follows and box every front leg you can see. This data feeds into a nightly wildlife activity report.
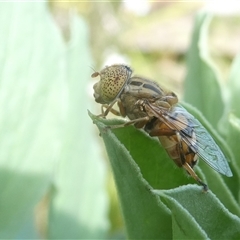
[101,104,121,116]
[97,99,150,129]
[99,99,127,118]
[109,116,150,129]
[97,99,119,118]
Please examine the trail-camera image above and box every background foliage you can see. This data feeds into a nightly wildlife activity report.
[0,1,239,239]
[0,2,108,239]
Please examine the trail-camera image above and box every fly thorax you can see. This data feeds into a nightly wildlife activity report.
[127,76,165,99]
[120,93,149,120]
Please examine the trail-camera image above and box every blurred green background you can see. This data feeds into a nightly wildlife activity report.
[0,1,240,239]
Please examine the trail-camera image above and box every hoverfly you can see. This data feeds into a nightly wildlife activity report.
[92,64,232,191]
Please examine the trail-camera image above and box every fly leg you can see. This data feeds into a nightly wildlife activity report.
[148,126,208,191]
[100,101,150,129]
[182,161,208,192]
[175,132,208,192]
[97,99,119,118]
[108,116,150,129]
[99,99,127,118]
[101,104,121,116]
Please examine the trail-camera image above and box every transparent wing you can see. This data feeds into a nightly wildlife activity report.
[154,105,232,177]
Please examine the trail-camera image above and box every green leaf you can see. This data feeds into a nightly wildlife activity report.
[184,12,224,127]
[223,53,240,205]
[0,3,61,238]
[226,114,240,204]
[157,188,208,239]
[156,185,240,240]
[0,2,108,239]
[90,100,240,238]
[199,161,240,217]
[90,110,240,238]
[90,113,172,239]
[228,54,240,119]
[228,114,240,169]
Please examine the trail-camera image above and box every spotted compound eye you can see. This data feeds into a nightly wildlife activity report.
[92,64,132,104]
